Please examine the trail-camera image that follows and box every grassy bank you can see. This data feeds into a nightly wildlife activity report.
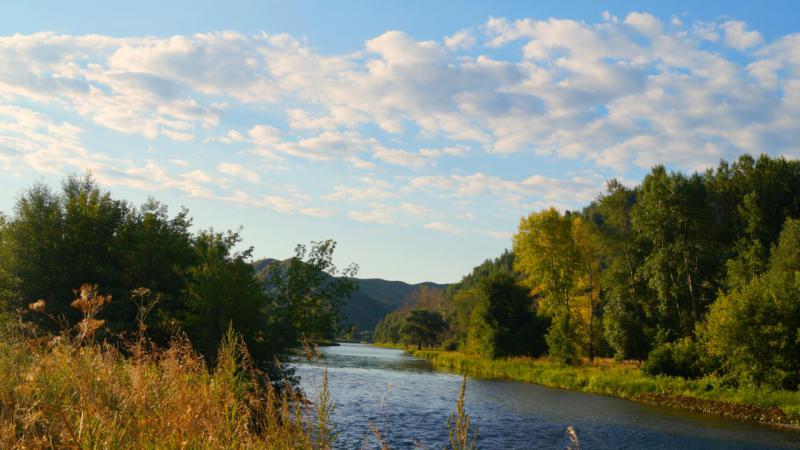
[407,348,800,427]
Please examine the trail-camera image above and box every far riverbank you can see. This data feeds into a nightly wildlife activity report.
[376,345,800,429]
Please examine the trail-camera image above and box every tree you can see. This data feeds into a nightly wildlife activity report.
[0,176,127,325]
[407,285,447,312]
[262,240,359,349]
[467,270,546,358]
[632,166,720,338]
[513,208,583,362]
[591,180,651,360]
[107,199,196,338]
[571,215,601,360]
[183,230,270,363]
[514,209,580,314]
[445,287,482,350]
[373,310,404,344]
[546,310,579,366]
[703,218,800,389]
[401,309,446,349]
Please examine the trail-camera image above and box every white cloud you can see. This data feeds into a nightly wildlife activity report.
[624,12,664,37]
[169,158,190,167]
[324,177,393,201]
[444,29,476,51]
[2,15,800,230]
[425,221,461,234]
[348,205,395,225]
[218,162,260,183]
[373,147,428,168]
[300,207,334,218]
[721,20,763,50]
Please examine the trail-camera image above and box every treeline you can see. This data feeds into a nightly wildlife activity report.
[0,175,356,373]
[375,154,800,390]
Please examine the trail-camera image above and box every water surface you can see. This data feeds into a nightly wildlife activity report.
[293,343,800,449]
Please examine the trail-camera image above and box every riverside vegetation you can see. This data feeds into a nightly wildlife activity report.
[374,154,800,427]
[0,175,494,448]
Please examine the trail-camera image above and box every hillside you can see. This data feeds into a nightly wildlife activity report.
[252,258,446,331]
[357,278,449,309]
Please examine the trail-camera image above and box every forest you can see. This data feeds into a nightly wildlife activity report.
[374,154,800,391]
[0,175,358,378]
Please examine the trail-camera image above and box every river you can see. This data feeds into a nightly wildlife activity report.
[293,343,800,449]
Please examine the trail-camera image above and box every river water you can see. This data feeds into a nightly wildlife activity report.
[292,343,800,449]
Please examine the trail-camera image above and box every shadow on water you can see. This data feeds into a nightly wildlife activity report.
[293,343,800,450]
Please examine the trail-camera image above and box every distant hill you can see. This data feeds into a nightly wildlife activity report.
[252,258,446,331]
[356,278,448,310]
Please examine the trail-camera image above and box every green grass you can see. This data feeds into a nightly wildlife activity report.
[407,348,800,426]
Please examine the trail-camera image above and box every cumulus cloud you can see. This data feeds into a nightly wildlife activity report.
[721,20,763,50]
[218,162,260,183]
[2,13,800,234]
[444,29,476,50]
[424,221,462,234]
[348,205,395,225]
[624,12,664,37]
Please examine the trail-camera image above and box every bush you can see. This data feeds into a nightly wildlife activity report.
[644,337,703,379]
[546,311,579,366]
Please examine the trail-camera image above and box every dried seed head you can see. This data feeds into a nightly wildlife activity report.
[28,299,46,312]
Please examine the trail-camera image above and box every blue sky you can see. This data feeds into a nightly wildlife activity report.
[1,1,799,283]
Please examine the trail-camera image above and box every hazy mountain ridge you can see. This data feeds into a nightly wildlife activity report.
[252,258,447,331]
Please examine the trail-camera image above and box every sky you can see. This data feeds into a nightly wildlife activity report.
[1,1,800,283]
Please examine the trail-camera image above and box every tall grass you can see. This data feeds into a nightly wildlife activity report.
[0,320,330,449]
[0,286,337,450]
[410,349,800,426]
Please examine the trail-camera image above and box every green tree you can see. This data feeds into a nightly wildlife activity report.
[373,310,404,344]
[262,240,359,349]
[590,180,651,360]
[467,270,546,358]
[401,309,446,349]
[703,218,800,389]
[546,310,579,366]
[183,230,270,363]
[513,208,583,363]
[632,166,720,338]
[0,176,127,325]
[571,215,601,360]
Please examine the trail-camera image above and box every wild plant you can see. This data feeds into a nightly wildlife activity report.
[448,375,478,450]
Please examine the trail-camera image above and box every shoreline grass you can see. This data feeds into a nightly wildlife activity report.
[0,324,331,449]
[399,347,800,428]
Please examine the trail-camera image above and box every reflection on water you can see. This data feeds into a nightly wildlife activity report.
[293,343,800,450]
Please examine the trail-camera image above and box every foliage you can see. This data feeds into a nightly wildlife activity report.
[643,337,704,379]
[546,311,580,366]
[183,230,271,364]
[703,218,800,389]
[373,310,405,344]
[261,240,359,350]
[0,174,356,375]
[467,270,547,358]
[412,349,800,425]
[400,309,446,349]
[514,208,579,314]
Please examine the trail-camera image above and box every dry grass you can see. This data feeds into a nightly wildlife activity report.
[0,317,333,449]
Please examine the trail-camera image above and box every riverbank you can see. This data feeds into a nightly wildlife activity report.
[402,348,800,428]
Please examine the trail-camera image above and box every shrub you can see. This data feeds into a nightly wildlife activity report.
[546,311,580,366]
[644,338,703,379]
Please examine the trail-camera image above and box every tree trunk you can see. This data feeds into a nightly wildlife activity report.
[682,248,698,325]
